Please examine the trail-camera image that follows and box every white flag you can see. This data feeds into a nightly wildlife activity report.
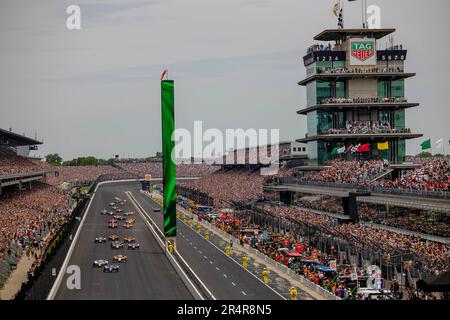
[337,146,346,154]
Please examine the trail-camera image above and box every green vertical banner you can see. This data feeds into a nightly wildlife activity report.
[161,80,177,237]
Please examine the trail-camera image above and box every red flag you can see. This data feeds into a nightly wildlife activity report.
[357,143,370,152]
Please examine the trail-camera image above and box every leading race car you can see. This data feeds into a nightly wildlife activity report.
[113,255,128,262]
[93,259,109,267]
[111,241,124,249]
[108,222,118,229]
[128,243,140,250]
[103,264,120,273]
[95,236,107,243]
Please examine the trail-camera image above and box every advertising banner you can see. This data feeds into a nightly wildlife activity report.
[349,38,376,66]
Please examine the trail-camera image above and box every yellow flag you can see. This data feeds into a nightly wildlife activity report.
[377,141,389,150]
[332,0,340,17]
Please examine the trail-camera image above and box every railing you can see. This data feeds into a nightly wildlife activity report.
[273,178,450,200]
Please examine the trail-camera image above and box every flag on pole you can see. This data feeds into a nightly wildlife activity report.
[338,6,344,29]
[337,145,346,154]
[436,138,443,147]
[332,0,340,17]
[351,143,361,153]
[420,139,431,150]
[377,141,389,150]
[331,146,340,155]
[357,143,370,153]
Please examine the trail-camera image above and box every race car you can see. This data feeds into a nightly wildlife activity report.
[95,237,106,243]
[103,264,120,273]
[113,254,128,262]
[123,211,134,216]
[93,259,108,267]
[128,243,140,250]
[111,206,118,210]
[153,208,161,212]
[115,208,124,213]
[109,202,115,207]
[113,215,125,221]
[100,209,108,215]
[107,211,115,216]
[108,234,119,241]
[125,218,135,224]
[111,241,124,249]
[123,223,133,229]
[123,236,136,243]
[108,222,118,229]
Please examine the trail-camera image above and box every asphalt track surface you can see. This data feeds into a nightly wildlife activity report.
[128,184,284,300]
[54,182,193,300]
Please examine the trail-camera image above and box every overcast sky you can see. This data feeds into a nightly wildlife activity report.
[0,0,449,160]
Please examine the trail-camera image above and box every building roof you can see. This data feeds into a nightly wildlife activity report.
[297,102,420,115]
[296,133,423,143]
[298,72,415,86]
[0,127,42,146]
[314,28,396,41]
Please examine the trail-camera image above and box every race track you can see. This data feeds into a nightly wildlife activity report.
[54,182,193,300]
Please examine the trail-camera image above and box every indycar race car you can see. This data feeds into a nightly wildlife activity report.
[128,243,140,250]
[108,234,119,241]
[103,264,120,273]
[113,254,128,262]
[95,237,107,243]
[125,218,135,224]
[109,202,115,207]
[111,241,124,249]
[123,223,133,229]
[93,259,108,267]
[123,211,134,216]
[108,222,118,229]
[100,209,108,215]
[114,215,125,221]
[123,236,136,243]
[115,208,124,213]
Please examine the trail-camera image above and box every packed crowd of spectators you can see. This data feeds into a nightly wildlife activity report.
[377,159,449,191]
[306,43,333,54]
[301,159,388,185]
[0,156,53,176]
[0,184,70,261]
[325,120,410,135]
[317,66,404,74]
[182,168,265,208]
[117,162,219,178]
[320,96,408,104]
[46,165,123,186]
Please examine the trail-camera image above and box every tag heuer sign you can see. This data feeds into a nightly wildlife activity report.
[349,38,376,65]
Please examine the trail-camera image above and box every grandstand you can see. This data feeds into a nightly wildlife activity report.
[0,128,56,196]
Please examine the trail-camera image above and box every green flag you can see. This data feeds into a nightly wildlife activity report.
[331,146,339,155]
[161,80,177,237]
[420,139,431,150]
